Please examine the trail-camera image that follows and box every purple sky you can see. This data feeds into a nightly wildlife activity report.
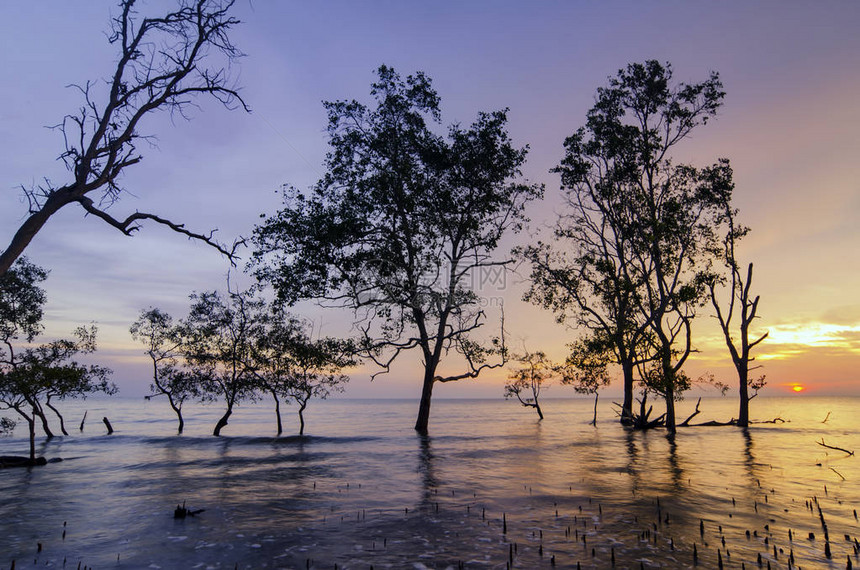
[2,1,859,399]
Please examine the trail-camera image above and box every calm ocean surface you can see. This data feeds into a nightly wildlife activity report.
[1,395,858,569]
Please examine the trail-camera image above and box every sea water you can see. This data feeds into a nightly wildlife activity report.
[1,396,858,568]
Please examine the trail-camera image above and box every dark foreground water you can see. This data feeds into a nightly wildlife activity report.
[1,396,858,569]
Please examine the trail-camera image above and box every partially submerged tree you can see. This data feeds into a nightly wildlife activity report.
[1,0,248,275]
[559,334,613,426]
[253,66,541,432]
[0,258,114,462]
[182,285,260,436]
[251,311,353,435]
[707,201,768,427]
[279,338,351,436]
[529,61,731,433]
[130,307,201,434]
[504,350,556,420]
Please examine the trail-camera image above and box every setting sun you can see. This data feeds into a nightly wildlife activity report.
[791,384,805,393]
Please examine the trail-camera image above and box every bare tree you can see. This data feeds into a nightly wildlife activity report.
[0,0,248,275]
[707,204,768,427]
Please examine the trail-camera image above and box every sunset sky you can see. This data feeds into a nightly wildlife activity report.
[1,1,858,401]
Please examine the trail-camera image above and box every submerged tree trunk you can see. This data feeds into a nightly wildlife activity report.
[45,397,69,436]
[535,401,544,421]
[664,386,676,434]
[737,361,750,428]
[167,395,185,435]
[591,392,599,426]
[34,403,55,439]
[414,362,438,433]
[213,406,232,437]
[298,401,307,436]
[27,415,36,463]
[272,391,283,435]
[620,362,635,425]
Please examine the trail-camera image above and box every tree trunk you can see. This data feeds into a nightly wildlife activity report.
[298,401,307,436]
[213,406,232,436]
[664,387,676,434]
[535,401,544,420]
[27,415,36,463]
[737,362,750,428]
[45,397,69,436]
[272,391,283,435]
[414,362,438,433]
[166,394,185,435]
[34,404,55,439]
[620,362,635,425]
[591,392,599,426]
[0,194,65,275]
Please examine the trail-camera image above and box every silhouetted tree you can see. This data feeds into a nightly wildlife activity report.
[253,66,540,432]
[0,0,248,275]
[519,206,649,425]
[276,337,351,436]
[533,61,731,433]
[559,334,613,426]
[504,350,556,420]
[0,259,114,462]
[0,417,14,436]
[707,201,768,427]
[182,285,260,436]
[130,307,202,434]
[250,310,353,435]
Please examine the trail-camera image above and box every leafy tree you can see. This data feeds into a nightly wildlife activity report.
[519,213,649,425]
[0,0,247,275]
[533,61,731,433]
[558,334,613,426]
[0,417,14,436]
[253,66,541,432]
[0,258,114,462]
[503,350,556,420]
[130,307,202,434]
[251,311,353,435]
[707,201,768,427]
[182,285,260,436]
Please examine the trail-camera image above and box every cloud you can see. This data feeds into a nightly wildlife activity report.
[758,321,860,361]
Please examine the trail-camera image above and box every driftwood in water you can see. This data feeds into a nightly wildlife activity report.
[749,417,786,424]
[817,438,854,456]
[0,456,47,468]
[617,393,788,430]
[174,500,205,519]
[102,417,114,434]
[79,410,87,432]
[632,393,665,430]
[679,397,702,427]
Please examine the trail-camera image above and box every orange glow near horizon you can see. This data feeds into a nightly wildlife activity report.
[790,384,805,393]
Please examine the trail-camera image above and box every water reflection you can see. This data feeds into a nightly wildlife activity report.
[416,433,438,509]
[624,429,640,493]
[665,433,685,492]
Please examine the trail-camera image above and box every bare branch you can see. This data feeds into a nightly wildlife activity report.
[1,0,247,275]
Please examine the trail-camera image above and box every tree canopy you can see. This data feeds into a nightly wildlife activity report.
[253,65,542,431]
[0,258,114,462]
[521,60,732,432]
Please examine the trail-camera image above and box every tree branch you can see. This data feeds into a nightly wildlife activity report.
[78,196,244,264]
